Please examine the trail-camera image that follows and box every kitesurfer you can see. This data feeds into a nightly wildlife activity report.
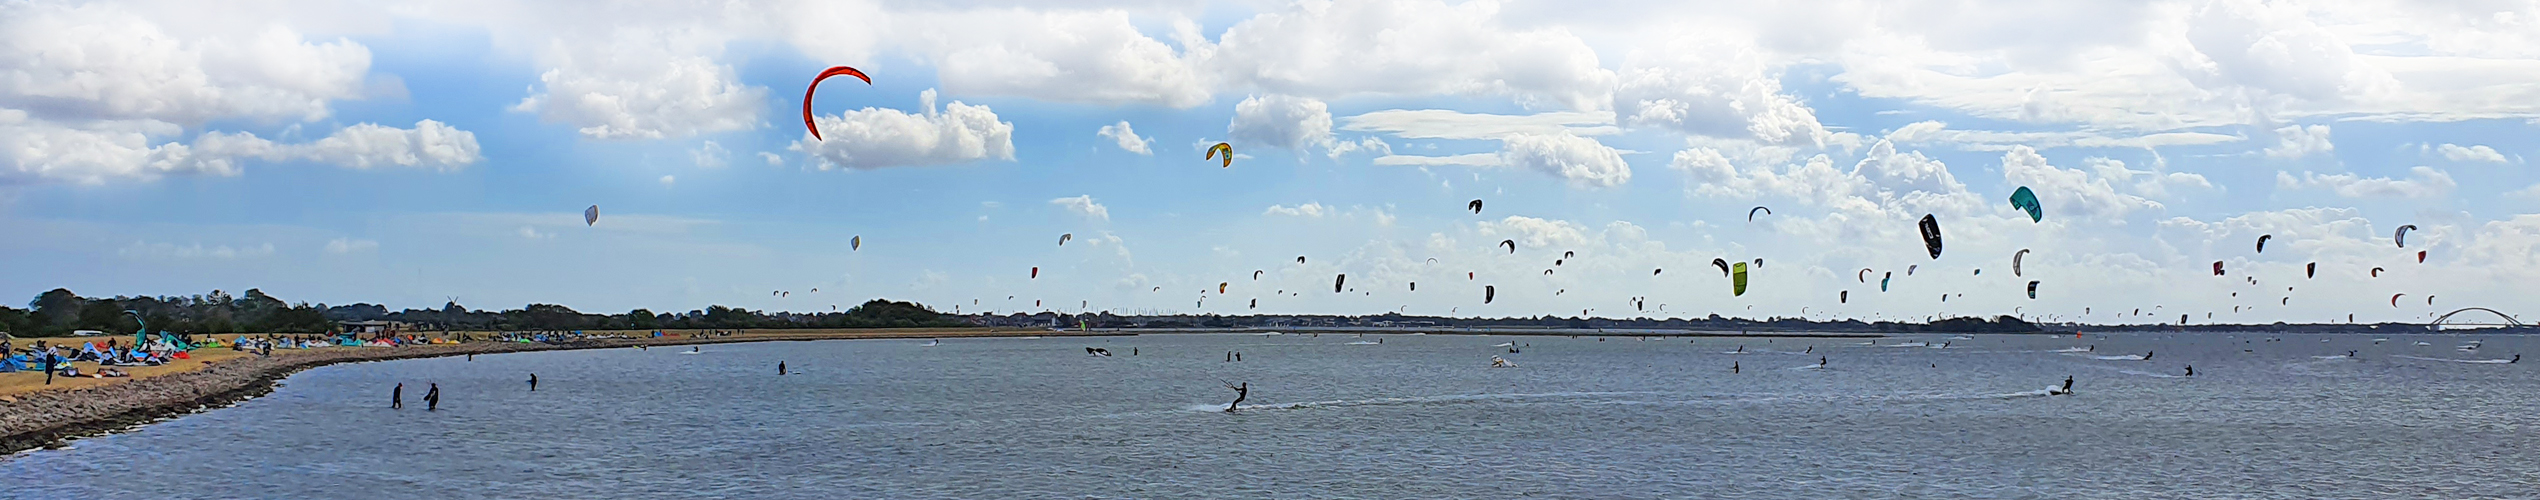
[2143,351,2154,361]
[778,362,787,376]
[392,383,404,409]
[1819,356,1828,367]
[528,374,538,391]
[1225,382,1249,413]
[2061,376,2073,394]
[2184,366,2195,377]
[1732,362,1740,374]
[424,383,441,411]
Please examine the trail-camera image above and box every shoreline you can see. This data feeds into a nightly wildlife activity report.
[0,328,1078,456]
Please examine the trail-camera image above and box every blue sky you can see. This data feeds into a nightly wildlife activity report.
[4,0,2538,325]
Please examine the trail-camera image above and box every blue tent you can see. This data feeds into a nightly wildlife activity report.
[0,354,25,373]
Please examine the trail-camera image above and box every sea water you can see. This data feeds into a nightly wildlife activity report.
[4,332,2535,499]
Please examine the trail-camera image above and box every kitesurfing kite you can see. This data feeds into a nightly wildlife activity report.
[1030,267,1039,279]
[1058,234,1072,246]
[1731,262,1749,296]
[2212,261,2225,276]
[2013,249,2030,276]
[1748,206,1772,221]
[1918,215,1944,258]
[1499,240,1516,254]
[1334,274,1346,293]
[1467,200,1484,214]
[2027,281,2040,299]
[584,205,599,226]
[2008,186,2041,222]
[2255,234,2272,253]
[2306,262,2316,278]
[802,66,871,141]
[1207,142,1235,168]
[2394,224,2417,248]
[851,235,861,251]
[1713,258,1731,277]
[1484,285,1496,304]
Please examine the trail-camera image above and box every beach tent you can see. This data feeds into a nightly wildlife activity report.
[0,354,24,372]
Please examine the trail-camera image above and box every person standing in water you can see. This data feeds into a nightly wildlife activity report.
[424,383,441,411]
[2184,366,2194,377]
[392,383,404,409]
[1225,382,1249,413]
[527,374,538,391]
[1732,362,1740,374]
[778,361,787,376]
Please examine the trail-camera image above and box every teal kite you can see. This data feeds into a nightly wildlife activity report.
[2008,186,2042,223]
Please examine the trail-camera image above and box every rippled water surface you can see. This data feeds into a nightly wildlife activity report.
[7,332,2538,499]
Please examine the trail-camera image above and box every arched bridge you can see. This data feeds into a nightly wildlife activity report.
[2430,308,2526,328]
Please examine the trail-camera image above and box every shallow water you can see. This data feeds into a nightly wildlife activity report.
[6,331,2537,499]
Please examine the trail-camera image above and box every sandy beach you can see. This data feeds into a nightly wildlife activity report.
[0,327,1075,454]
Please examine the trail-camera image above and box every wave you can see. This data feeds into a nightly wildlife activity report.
[2049,347,2092,353]
[2078,354,2147,361]
[1492,342,1515,347]
[2394,355,2515,364]
[2310,354,2353,360]
[1192,391,1664,413]
[1344,341,1381,345]
[1886,342,1930,348]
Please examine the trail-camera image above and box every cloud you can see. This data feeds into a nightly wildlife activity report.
[2276,166,2457,199]
[118,241,275,260]
[1050,195,1109,221]
[1481,216,1590,249]
[323,238,377,254]
[1208,0,1614,110]
[1228,94,1334,153]
[1,119,482,184]
[904,10,1209,107]
[1374,153,1502,167]
[509,28,762,140]
[2000,146,2163,219]
[795,89,1016,170]
[1497,132,1631,187]
[2264,124,2334,159]
[1340,109,1618,140]
[692,141,729,168]
[1614,35,1829,145]
[1095,120,1153,155]
[658,175,675,186]
[0,3,369,125]
[1882,120,2243,151]
[2432,143,2507,163]
[1264,202,1332,218]
[757,151,782,166]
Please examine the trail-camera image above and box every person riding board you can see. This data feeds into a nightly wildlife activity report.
[1224,383,1249,413]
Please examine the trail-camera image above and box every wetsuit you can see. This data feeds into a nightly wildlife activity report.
[393,383,404,409]
[2184,366,2194,377]
[778,362,787,375]
[528,374,538,391]
[2061,376,2073,393]
[1226,383,1249,412]
[424,384,441,411]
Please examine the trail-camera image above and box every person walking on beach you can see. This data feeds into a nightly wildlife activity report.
[424,383,441,411]
[1225,382,1249,413]
[527,374,538,391]
[778,361,787,376]
[393,383,404,409]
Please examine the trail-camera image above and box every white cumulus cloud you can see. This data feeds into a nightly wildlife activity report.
[2264,124,2334,159]
[795,89,1016,170]
[1050,195,1109,221]
[2433,143,2507,163]
[1228,94,1334,153]
[1497,132,1631,187]
[1096,120,1154,155]
[1264,202,1332,218]
[510,29,762,140]
[2277,166,2457,199]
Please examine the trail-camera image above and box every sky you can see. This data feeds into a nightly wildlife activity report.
[3,0,2537,325]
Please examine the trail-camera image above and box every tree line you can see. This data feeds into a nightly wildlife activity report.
[0,288,957,337]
